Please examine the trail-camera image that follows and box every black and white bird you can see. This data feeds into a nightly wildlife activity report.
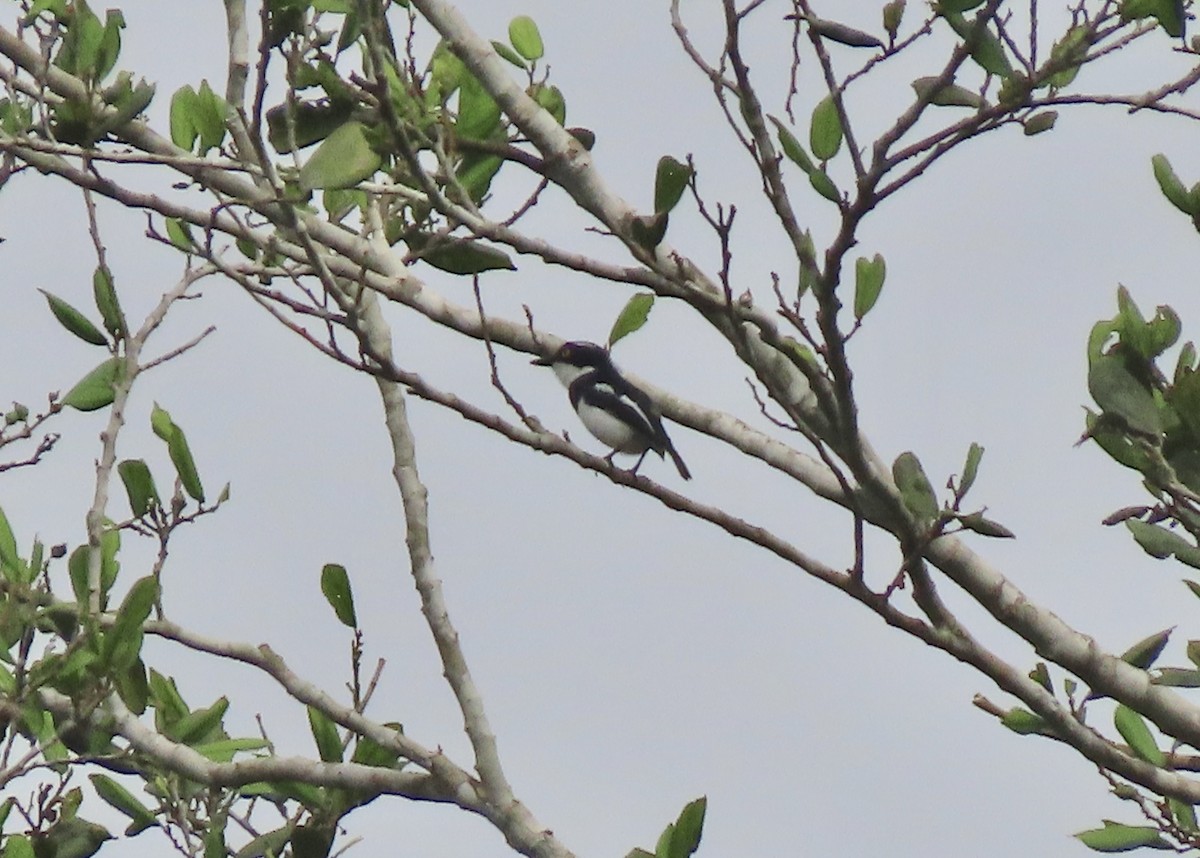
[533,341,691,480]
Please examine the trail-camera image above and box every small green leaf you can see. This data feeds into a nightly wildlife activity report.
[1152,667,1200,687]
[1152,154,1194,215]
[1127,520,1200,568]
[167,424,205,503]
[943,11,1013,78]
[770,116,813,174]
[164,217,194,251]
[1120,626,1173,670]
[31,817,112,858]
[670,797,706,858]
[165,696,229,745]
[1023,110,1057,135]
[1088,355,1161,437]
[1028,662,1053,693]
[1074,822,1169,852]
[63,357,122,411]
[405,233,516,275]
[169,85,198,151]
[532,83,566,124]
[959,442,984,495]
[1000,706,1046,734]
[117,459,160,518]
[508,15,544,61]
[40,290,108,346]
[89,774,156,836]
[911,77,987,108]
[193,80,227,155]
[809,96,843,161]
[956,512,1014,538]
[490,39,526,68]
[608,293,655,348]
[298,121,382,191]
[307,705,343,763]
[150,402,174,441]
[654,156,692,215]
[807,18,883,48]
[320,563,357,628]
[92,265,125,338]
[882,0,906,38]
[103,576,158,672]
[0,506,18,578]
[808,169,840,203]
[630,212,669,250]
[1114,704,1166,766]
[853,254,886,319]
[892,451,939,525]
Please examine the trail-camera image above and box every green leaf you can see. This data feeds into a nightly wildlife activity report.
[892,452,939,525]
[1152,154,1194,215]
[1170,797,1198,833]
[62,357,122,411]
[307,706,343,763]
[266,100,354,152]
[164,217,194,251]
[1114,704,1166,766]
[943,11,1013,78]
[0,506,18,578]
[89,774,156,836]
[608,293,655,348]
[92,266,125,338]
[1023,110,1057,135]
[405,232,515,275]
[807,169,840,203]
[654,156,692,215]
[150,402,174,441]
[117,459,160,518]
[809,96,843,161]
[490,39,526,68]
[114,656,149,714]
[630,212,669,250]
[882,0,906,38]
[3,835,33,858]
[94,9,124,83]
[853,254,886,319]
[508,15,544,61]
[959,442,984,495]
[530,83,566,124]
[1127,520,1200,568]
[1047,26,1089,88]
[193,736,271,763]
[1119,627,1173,670]
[298,121,382,191]
[935,0,986,11]
[167,425,205,503]
[103,576,158,672]
[1151,667,1200,687]
[192,80,227,155]
[1088,355,1161,436]
[31,816,112,858]
[148,669,189,727]
[807,18,883,49]
[169,85,199,151]
[165,696,229,745]
[956,512,1015,538]
[1074,821,1169,852]
[40,290,108,346]
[911,77,987,108]
[999,706,1046,734]
[670,797,706,858]
[320,563,357,628]
[770,116,813,174]
[456,73,501,140]
[1028,662,1053,693]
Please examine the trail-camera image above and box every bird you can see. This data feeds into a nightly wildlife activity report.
[533,341,692,480]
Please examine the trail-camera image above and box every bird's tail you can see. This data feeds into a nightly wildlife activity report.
[666,443,692,480]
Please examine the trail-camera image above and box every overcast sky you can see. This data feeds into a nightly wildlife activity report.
[4,1,1200,855]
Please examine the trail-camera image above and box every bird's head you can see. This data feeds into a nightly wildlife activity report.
[532,341,613,386]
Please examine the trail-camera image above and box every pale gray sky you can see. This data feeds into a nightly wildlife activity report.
[3,1,1200,855]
